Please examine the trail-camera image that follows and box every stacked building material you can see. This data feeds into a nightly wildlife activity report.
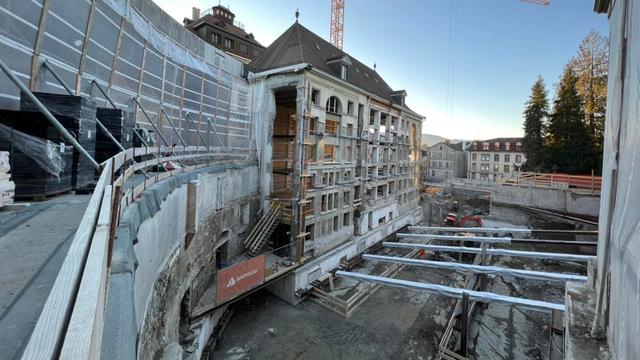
[0,111,74,198]
[0,151,14,207]
[20,92,97,191]
[95,108,134,164]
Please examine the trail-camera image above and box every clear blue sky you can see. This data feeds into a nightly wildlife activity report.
[155,0,608,139]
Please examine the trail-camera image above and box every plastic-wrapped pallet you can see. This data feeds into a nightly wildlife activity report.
[0,112,74,198]
[20,92,97,191]
[95,108,134,164]
[0,151,13,208]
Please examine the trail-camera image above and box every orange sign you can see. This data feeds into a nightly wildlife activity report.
[216,255,265,304]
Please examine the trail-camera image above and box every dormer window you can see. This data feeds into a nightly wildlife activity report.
[341,64,348,80]
[482,142,489,151]
[505,143,511,151]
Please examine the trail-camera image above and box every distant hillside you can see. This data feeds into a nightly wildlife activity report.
[421,134,468,147]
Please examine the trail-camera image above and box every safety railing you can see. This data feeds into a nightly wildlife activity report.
[498,171,602,191]
[20,144,247,359]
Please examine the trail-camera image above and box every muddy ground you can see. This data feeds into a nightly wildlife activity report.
[208,190,595,360]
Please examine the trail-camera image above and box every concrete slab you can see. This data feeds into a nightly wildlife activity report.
[0,194,90,360]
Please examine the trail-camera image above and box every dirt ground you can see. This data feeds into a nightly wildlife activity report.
[210,265,465,360]
[208,190,595,360]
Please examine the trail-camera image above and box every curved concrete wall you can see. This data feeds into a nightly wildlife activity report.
[102,162,259,359]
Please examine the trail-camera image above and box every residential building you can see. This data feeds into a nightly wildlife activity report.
[427,141,466,179]
[248,21,424,263]
[184,5,265,62]
[420,146,430,182]
[467,138,525,181]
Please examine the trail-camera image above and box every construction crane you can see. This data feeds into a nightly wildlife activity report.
[330,0,344,49]
[520,0,550,5]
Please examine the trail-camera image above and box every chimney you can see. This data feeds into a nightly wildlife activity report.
[444,139,450,145]
[192,7,200,20]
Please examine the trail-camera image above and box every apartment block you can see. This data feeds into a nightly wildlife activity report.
[249,22,424,264]
[427,141,466,179]
[467,138,525,181]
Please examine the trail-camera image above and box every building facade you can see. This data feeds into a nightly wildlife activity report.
[467,138,525,181]
[249,22,424,267]
[427,141,466,179]
[420,147,430,182]
[184,5,265,62]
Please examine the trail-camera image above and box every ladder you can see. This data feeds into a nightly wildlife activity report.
[243,202,281,256]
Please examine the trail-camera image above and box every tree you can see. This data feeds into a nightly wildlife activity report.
[547,66,595,174]
[568,30,608,173]
[522,77,549,171]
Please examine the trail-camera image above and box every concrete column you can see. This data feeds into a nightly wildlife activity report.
[185,180,199,248]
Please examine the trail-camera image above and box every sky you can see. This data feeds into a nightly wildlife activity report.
[153,0,608,140]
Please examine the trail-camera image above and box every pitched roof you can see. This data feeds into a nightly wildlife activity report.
[248,22,403,105]
[429,141,463,151]
[190,16,264,47]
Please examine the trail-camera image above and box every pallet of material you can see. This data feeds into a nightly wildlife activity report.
[0,151,14,208]
[20,92,97,191]
[95,107,134,164]
[9,148,74,199]
[0,111,74,198]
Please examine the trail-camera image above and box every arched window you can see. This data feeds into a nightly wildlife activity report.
[326,96,341,114]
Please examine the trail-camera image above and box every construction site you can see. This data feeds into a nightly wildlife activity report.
[0,0,638,359]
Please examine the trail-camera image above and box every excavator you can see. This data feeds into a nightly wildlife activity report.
[442,202,484,227]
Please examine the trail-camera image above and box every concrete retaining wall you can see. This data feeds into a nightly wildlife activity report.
[102,162,259,360]
[449,179,600,218]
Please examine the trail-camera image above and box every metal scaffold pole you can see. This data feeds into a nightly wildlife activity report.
[0,57,100,170]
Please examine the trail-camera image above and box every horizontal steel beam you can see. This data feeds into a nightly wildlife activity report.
[408,226,532,234]
[511,239,597,246]
[363,254,588,283]
[383,242,596,262]
[335,271,564,312]
[398,233,511,244]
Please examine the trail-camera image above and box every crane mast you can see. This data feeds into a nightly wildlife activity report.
[330,0,345,49]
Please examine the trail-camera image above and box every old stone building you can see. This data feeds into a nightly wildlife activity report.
[467,138,525,181]
[184,5,265,62]
[427,141,466,179]
[248,21,424,295]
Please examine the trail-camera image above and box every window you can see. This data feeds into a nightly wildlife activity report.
[347,101,354,115]
[481,164,489,171]
[341,64,348,80]
[212,33,221,44]
[343,213,350,226]
[321,195,327,211]
[345,145,352,161]
[325,120,338,137]
[431,170,436,177]
[494,154,499,162]
[516,142,522,151]
[311,89,320,105]
[224,37,234,48]
[504,154,510,163]
[326,96,341,114]
[239,42,249,53]
[505,143,511,151]
[494,142,500,150]
[493,164,499,172]
[515,155,522,163]
[481,154,490,161]
[472,153,477,161]
[504,165,510,173]
[482,143,489,150]
[344,191,350,205]
[324,145,336,161]
[346,123,354,136]
[472,163,477,170]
